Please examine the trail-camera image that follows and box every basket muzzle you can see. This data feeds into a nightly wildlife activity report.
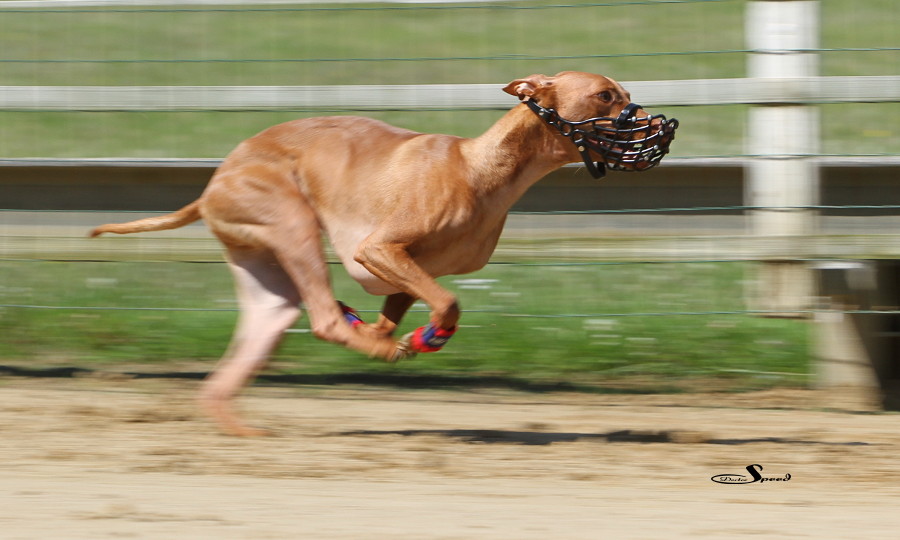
[525,99,678,179]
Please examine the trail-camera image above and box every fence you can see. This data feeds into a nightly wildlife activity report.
[0,0,898,401]
[0,0,897,158]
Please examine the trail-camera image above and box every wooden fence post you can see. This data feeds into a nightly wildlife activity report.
[745,0,820,316]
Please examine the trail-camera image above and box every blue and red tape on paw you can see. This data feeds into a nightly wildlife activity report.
[338,301,365,328]
[408,323,457,353]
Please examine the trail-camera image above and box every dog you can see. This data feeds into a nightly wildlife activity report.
[90,71,677,435]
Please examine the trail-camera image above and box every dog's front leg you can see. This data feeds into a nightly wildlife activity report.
[355,240,460,333]
[356,292,417,338]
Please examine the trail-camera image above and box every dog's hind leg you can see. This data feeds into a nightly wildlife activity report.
[271,245,406,361]
[199,247,301,436]
[239,198,410,361]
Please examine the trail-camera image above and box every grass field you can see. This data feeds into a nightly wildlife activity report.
[0,0,889,392]
[0,258,810,392]
[0,0,896,157]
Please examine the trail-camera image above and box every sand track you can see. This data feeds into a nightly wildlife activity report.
[2,376,899,539]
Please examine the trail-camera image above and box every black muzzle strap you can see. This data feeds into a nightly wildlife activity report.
[524,98,610,178]
[574,138,608,179]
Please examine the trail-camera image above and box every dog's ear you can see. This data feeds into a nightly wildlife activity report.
[503,74,553,101]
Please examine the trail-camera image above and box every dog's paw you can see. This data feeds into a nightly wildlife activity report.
[402,324,457,354]
[338,301,365,328]
[368,336,417,363]
[389,338,418,362]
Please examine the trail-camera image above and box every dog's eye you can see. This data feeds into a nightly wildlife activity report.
[598,91,613,102]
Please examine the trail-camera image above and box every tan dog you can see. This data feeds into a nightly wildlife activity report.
[91,71,677,435]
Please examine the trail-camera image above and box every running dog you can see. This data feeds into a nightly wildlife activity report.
[91,71,678,435]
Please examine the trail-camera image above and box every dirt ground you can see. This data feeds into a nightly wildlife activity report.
[2,374,899,539]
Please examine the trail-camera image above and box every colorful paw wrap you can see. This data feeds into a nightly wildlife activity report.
[409,324,457,353]
[338,302,365,328]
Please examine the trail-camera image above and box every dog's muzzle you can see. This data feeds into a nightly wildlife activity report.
[525,99,679,179]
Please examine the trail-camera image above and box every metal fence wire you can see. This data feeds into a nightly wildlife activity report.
[0,0,897,376]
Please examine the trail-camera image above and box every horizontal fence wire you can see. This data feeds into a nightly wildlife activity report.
[0,257,872,265]
[0,51,749,64]
[3,48,896,65]
[511,205,900,214]
[1,302,897,317]
[0,0,738,14]
[5,204,900,214]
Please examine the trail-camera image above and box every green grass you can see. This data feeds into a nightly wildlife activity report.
[0,1,887,392]
[0,258,810,392]
[0,0,896,157]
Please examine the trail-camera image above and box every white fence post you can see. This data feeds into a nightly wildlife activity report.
[745,0,821,316]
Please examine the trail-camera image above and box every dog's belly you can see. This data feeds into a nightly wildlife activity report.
[327,225,400,296]
[344,261,400,296]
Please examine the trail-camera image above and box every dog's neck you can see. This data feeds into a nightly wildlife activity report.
[461,104,578,206]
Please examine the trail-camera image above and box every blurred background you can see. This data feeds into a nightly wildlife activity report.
[0,0,897,401]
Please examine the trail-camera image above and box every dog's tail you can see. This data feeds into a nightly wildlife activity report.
[89,200,202,237]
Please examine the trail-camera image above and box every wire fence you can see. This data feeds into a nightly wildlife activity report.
[0,0,897,377]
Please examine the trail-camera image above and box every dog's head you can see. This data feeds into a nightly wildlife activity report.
[503,71,678,178]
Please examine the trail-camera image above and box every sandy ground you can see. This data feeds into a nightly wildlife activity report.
[2,375,900,539]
